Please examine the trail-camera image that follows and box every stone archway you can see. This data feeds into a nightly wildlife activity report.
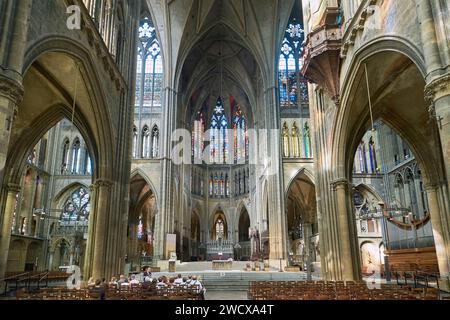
[128,173,157,269]
[190,211,201,261]
[286,170,318,270]
[238,208,251,261]
[0,46,123,283]
[331,48,449,280]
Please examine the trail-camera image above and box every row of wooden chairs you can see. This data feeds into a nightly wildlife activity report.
[16,285,203,300]
[248,281,440,300]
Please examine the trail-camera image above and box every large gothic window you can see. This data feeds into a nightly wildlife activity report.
[278,15,308,108]
[210,97,229,164]
[233,105,248,162]
[136,18,163,109]
[60,187,90,223]
[193,109,205,162]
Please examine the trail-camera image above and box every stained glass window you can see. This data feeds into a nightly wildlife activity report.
[282,123,290,158]
[304,123,312,158]
[137,216,144,240]
[233,105,248,162]
[292,122,300,158]
[61,139,70,173]
[209,175,213,196]
[369,137,378,173]
[132,127,138,158]
[278,16,308,108]
[136,17,162,109]
[215,218,224,240]
[135,17,163,147]
[151,126,159,158]
[210,97,229,164]
[193,108,205,162]
[142,126,150,158]
[71,139,81,174]
[60,187,90,223]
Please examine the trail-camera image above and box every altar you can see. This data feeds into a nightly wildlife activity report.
[212,259,233,270]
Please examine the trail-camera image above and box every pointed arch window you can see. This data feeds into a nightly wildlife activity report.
[225,174,229,197]
[71,139,81,174]
[282,123,290,157]
[136,17,163,109]
[214,173,219,196]
[210,98,229,164]
[292,122,301,158]
[304,122,312,158]
[358,141,368,174]
[151,126,159,158]
[233,105,248,162]
[60,138,70,174]
[137,216,144,240]
[84,148,92,175]
[60,187,90,223]
[209,175,214,196]
[278,14,308,108]
[193,108,205,162]
[142,126,150,158]
[369,137,378,173]
[132,127,138,158]
[215,218,225,240]
[220,173,225,197]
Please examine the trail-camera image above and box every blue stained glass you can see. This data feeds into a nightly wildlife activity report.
[278,15,308,108]
[60,188,90,222]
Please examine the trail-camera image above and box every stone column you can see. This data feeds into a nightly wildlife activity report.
[333,179,356,280]
[426,76,450,189]
[0,78,23,185]
[0,183,21,289]
[415,0,443,79]
[425,184,450,281]
[154,86,177,262]
[48,250,54,271]
[90,179,112,280]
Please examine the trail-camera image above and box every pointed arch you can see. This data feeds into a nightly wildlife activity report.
[151,125,160,158]
[130,168,159,205]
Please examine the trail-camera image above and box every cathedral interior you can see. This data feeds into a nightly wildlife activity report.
[0,0,450,301]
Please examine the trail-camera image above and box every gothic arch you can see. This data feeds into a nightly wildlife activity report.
[4,104,99,185]
[130,169,159,205]
[334,42,443,186]
[285,167,316,194]
[53,182,90,205]
[49,236,73,254]
[353,183,384,204]
[21,37,117,179]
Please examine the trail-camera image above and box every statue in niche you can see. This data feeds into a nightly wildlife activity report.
[249,227,260,261]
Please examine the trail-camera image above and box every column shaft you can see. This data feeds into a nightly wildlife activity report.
[0,184,21,286]
[334,181,356,280]
[426,186,449,277]
[91,180,111,280]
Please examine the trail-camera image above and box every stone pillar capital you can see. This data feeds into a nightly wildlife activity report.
[424,74,450,105]
[5,183,21,193]
[0,75,24,105]
[331,178,349,191]
[424,183,438,192]
[93,179,114,188]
